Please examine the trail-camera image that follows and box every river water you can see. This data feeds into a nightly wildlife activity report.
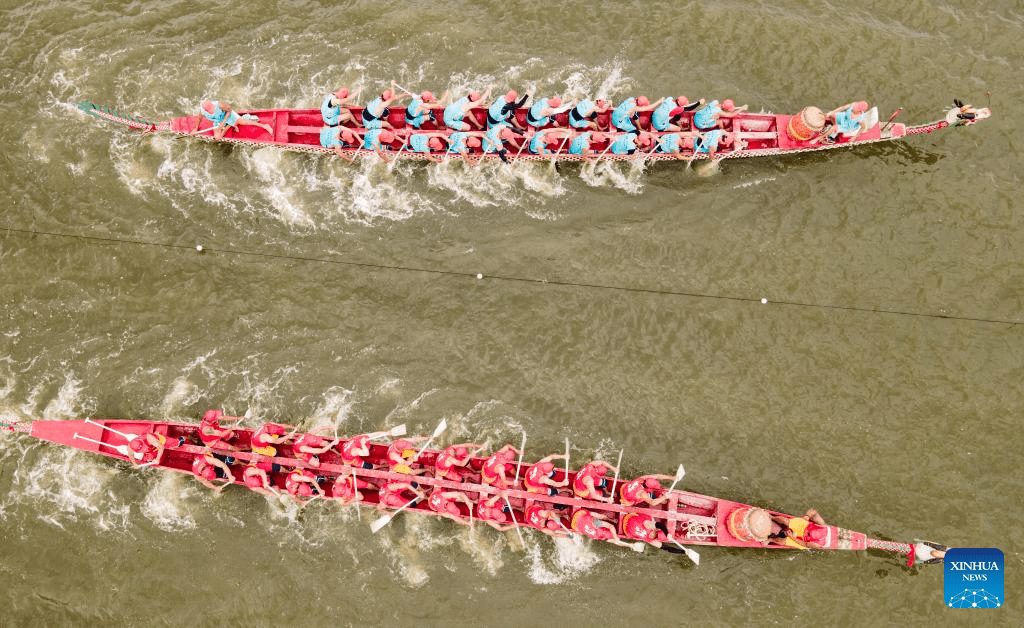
[1,1,1021,625]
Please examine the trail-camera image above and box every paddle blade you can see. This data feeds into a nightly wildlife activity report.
[432,418,448,437]
[674,541,700,566]
[632,542,646,553]
[675,464,685,481]
[389,424,407,437]
[370,514,394,533]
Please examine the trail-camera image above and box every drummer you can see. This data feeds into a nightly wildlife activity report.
[769,508,829,549]
[818,101,869,143]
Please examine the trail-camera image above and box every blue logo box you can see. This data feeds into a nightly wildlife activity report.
[944,548,1003,608]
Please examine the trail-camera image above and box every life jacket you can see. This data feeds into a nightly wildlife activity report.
[388,439,418,474]
[129,433,165,464]
[622,513,658,542]
[340,435,371,467]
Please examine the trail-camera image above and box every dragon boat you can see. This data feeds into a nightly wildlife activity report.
[77,99,990,164]
[3,415,939,565]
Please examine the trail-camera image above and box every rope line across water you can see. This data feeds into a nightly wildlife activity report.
[3,226,1019,327]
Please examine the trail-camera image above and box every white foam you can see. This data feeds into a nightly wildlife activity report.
[526,535,602,584]
[141,472,198,531]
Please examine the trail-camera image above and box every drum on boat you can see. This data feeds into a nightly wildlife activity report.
[787,106,826,141]
[726,506,771,543]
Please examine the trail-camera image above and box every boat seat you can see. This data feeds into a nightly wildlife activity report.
[736,131,776,140]
[287,125,325,135]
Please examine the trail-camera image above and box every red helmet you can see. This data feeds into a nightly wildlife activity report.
[466,136,481,148]
[636,95,650,106]
[455,446,469,457]
[202,409,222,424]
[201,100,215,113]
[379,130,395,144]
[853,100,869,113]
[427,137,443,150]
[421,90,434,102]
[644,477,661,489]
[129,438,146,452]
[722,99,735,111]
[469,91,481,101]
[381,89,394,100]
[676,95,689,106]
[334,88,349,99]
[548,97,562,108]
[506,90,518,102]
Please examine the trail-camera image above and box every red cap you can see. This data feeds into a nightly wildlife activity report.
[676,95,689,106]
[596,99,607,108]
[427,137,443,150]
[382,89,394,100]
[379,130,395,144]
[644,478,661,489]
[636,95,650,106]
[591,132,606,142]
[549,97,562,107]
[129,438,146,452]
[421,90,434,102]
[722,99,735,111]
[466,136,481,148]
[638,134,653,147]
[499,128,515,140]
[341,129,357,143]
[334,88,349,99]
[853,100,869,113]
[469,91,481,101]
[506,90,518,102]
[202,409,222,424]
[201,100,215,113]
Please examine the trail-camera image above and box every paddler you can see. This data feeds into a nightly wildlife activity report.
[692,98,747,131]
[618,473,677,507]
[284,467,324,503]
[568,131,607,159]
[480,444,521,489]
[572,459,619,502]
[570,507,635,548]
[610,96,663,132]
[320,126,363,161]
[128,432,168,466]
[361,84,406,130]
[330,469,375,505]
[427,487,475,524]
[446,132,485,159]
[525,96,574,130]
[242,463,281,497]
[476,493,516,531]
[769,508,829,549]
[362,129,398,161]
[191,451,236,492]
[339,433,377,469]
[523,453,570,496]
[198,409,241,451]
[376,480,426,510]
[620,512,667,547]
[434,443,486,482]
[321,87,362,127]
[607,131,657,156]
[443,90,490,131]
[650,95,702,132]
[655,132,698,159]
[249,421,298,457]
[568,98,610,131]
[193,100,273,140]
[665,96,705,129]
[405,90,449,129]
[481,123,522,163]
[693,129,738,160]
[404,132,449,161]
[524,502,569,536]
[292,428,340,469]
[387,436,432,475]
[527,128,574,155]
[486,90,529,130]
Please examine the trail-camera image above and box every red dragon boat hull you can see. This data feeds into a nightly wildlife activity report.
[5,417,922,560]
[77,101,989,164]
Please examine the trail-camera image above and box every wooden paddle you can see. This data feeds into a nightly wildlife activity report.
[370,496,420,533]
[502,494,526,546]
[511,432,527,489]
[672,540,701,565]
[73,434,143,462]
[665,464,686,494]
[608,448,624,501]
[84,418,135,442]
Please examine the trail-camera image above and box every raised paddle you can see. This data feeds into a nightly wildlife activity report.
[665,464,686,494]
[73,434,141,461]
[350,469,361,520]
[367,424,407,440]
[511,432,527,489]
[564,437,570,478]
[502,494,526,546]
[410,418,447,463]
[84,418,135,442]
[608,448,624,502]
[370,496,420,533]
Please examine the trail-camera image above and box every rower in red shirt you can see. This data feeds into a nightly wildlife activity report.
[250,421,297,457]
[427,487,474,524]
[284,468,323,504]
[480,444,521,489]
[572,460,618,502]
[128,432,167,466]
[476,493,516,531]
[570,508,636,548]
[523,453,569,496]
[330,470,375,505]
[387,437,431,475]
[377,480,425,510]
[618,473,677,507]
[621,512,667,548]
[191,452,235,492]
[242,463,280,497]
[433,442,485,482]
[292,429,339,469]
[339,433,376,469]
[524,503,569,536]
[198,409,241,451]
